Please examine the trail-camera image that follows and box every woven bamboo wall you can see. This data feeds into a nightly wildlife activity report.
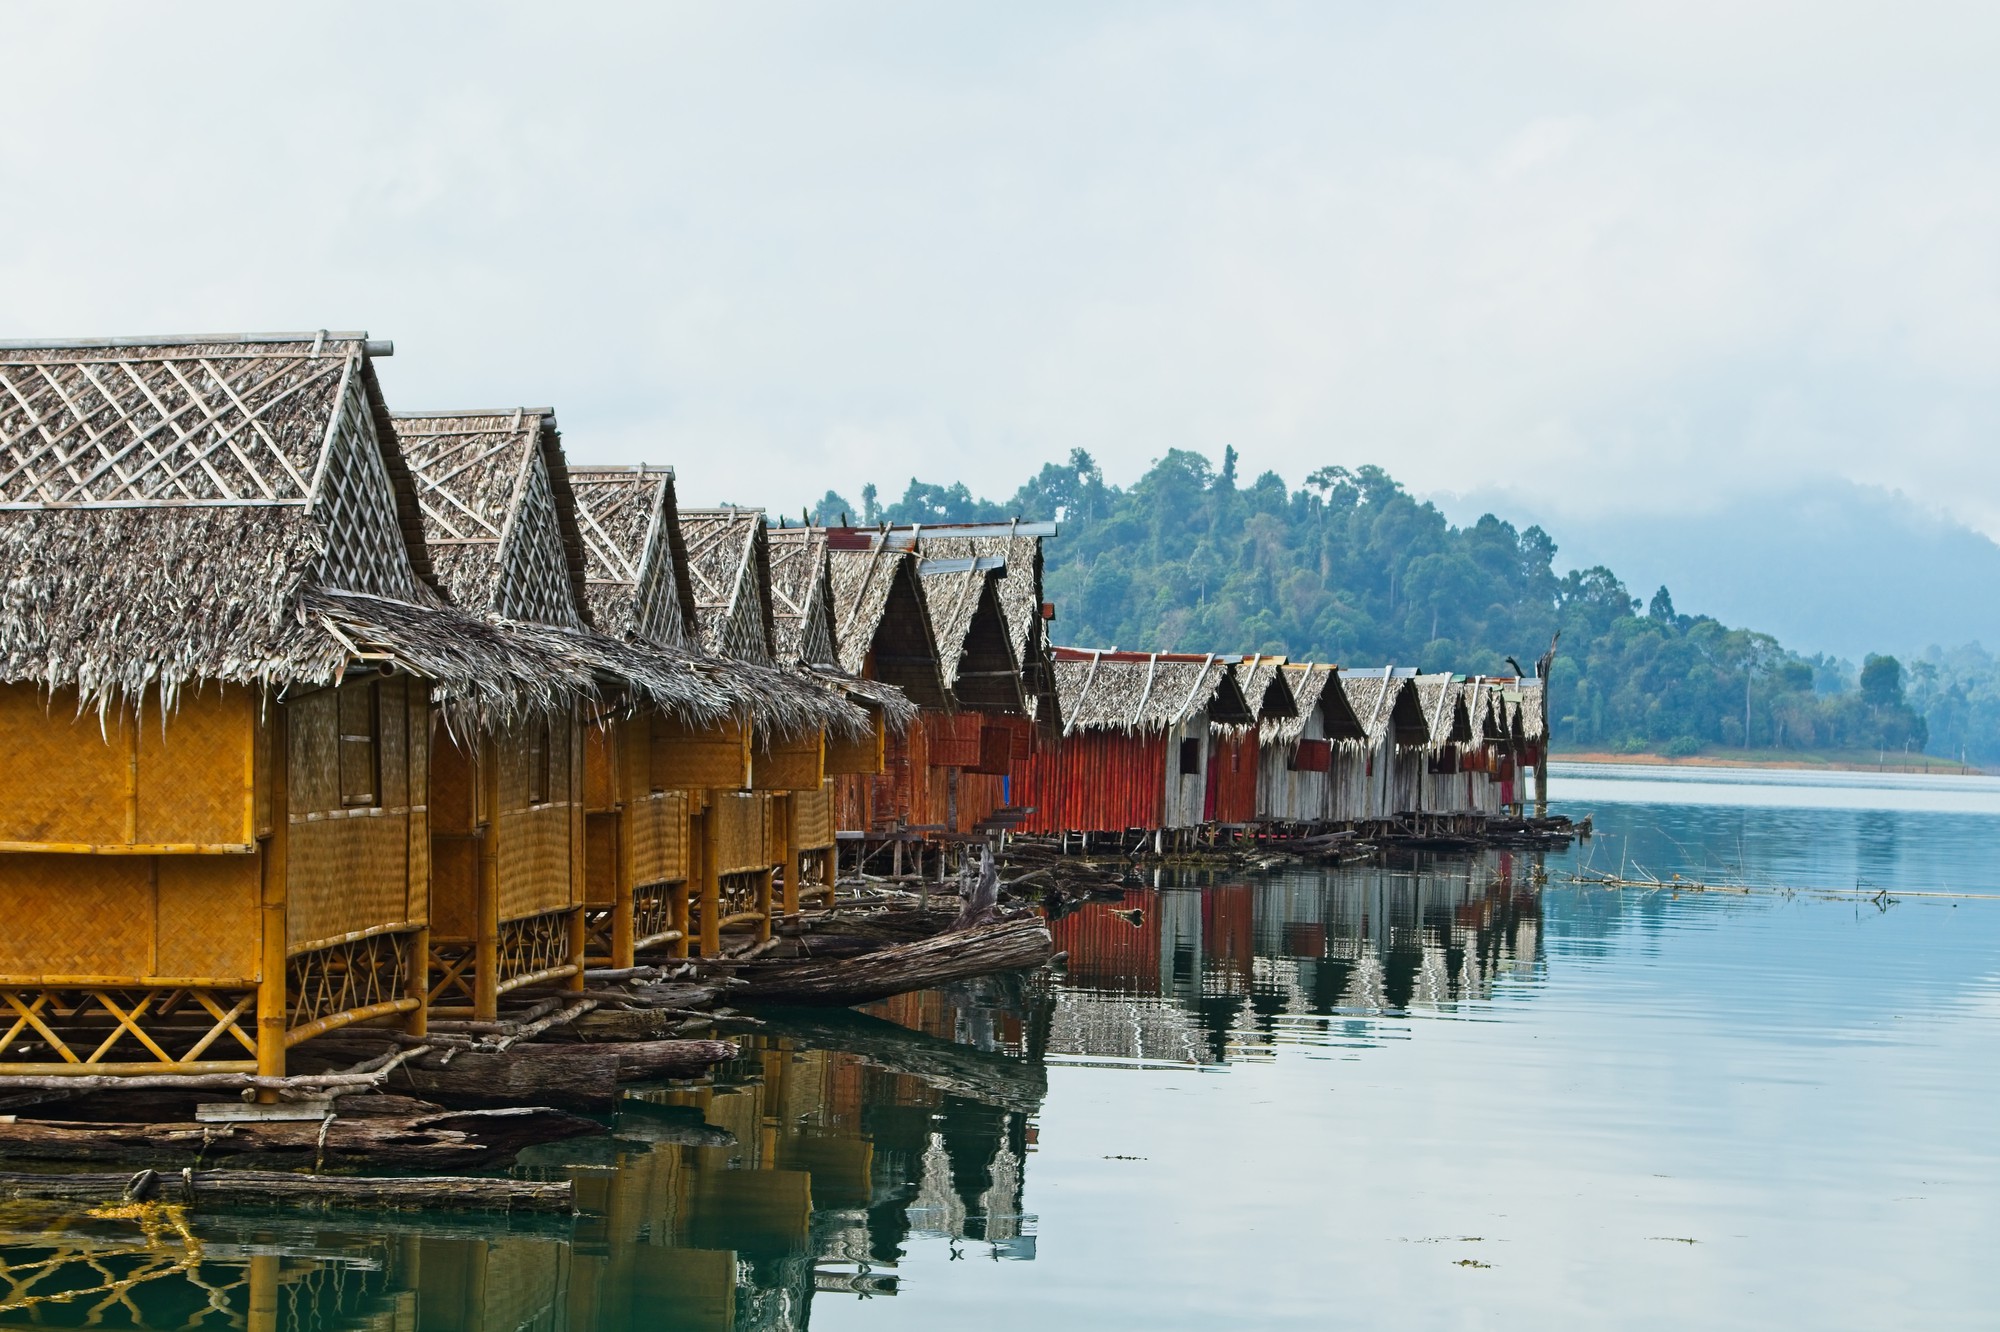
[0,684,254,850]
[792,779,835,851]
[584,812,618,908]
[652,715,750,791]
[285,677,425,952]
[496,715,582,923]
[711,792,773,876]
[751,731,824,792]
[0,852,259,982]
[583,722,620,814]
[824,712,884,775]
[630,790,689,886]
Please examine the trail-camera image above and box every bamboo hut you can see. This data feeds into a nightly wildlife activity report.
[824,534,950,838]
[0,333,595,1082]
[765,522,913,908]
[564,465,720,968]
[1206,654,1297,825]
[1256,664,1367,825]
[678,508,873,947]
[1015,649,1255,841]
[393,410,738,1014]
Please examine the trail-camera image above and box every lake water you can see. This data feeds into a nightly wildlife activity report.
[6,765,1998,1329]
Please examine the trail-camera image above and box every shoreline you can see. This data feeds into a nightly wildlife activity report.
[1556,751,1989,777]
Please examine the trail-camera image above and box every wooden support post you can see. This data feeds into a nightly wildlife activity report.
[757,867,775,943]
[256,707,289,1103]
[568,716,587,992]
[699,799,722,956]
[781,795,802,916]
[403,926,428,1039]
[475,738,501,1023]
[670,880,691,958]
[612,721,639,970]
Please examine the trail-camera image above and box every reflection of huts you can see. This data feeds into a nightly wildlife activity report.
[395,410,732,1011]
[1206,654,1296,825]
[0,333,586,1079]
[825,535,949,837]
[1015,649,1255,839]
[1256,664,1366,825]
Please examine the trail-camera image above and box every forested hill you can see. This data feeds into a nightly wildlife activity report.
[808,449,1973,761]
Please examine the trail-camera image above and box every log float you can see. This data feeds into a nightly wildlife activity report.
[0,1167,574,1214]
[717,916,1055,1007]
[0,1103,598,1170]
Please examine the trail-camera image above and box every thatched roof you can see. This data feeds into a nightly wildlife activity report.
[1263,663,1367,744]
[1232,654,1299,726]
[826,538,949,711]
[1053,647,1254,734]
[566,465,698,649]
[766,525,839,668]
[1415,673,1473,746]
[921,560,1026,713]
[391,410,588,628]
[882,523,1061,729]
[0,334,585,719]
[1339,668,1429,747]
[1517,679,1546,741]
[680,508,775,662]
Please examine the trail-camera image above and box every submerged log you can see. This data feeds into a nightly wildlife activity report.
[0,1168,574,1213]
[0,1105,599,1170]
[383,1039,738,1111]
[727,917,1054,1007]
[762,1009,1047,1115]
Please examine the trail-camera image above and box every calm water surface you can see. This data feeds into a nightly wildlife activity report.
[6,768,1998,1329]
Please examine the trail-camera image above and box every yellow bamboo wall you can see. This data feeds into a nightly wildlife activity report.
[284,676,429,952]
[652,714,750,791]
[630,790,690,886]
[793,779,835,851]
[0,684,255,851]
[495,712,584,924]
[711,792,774,876]
[751,731,824,792]
[0,852,260,982]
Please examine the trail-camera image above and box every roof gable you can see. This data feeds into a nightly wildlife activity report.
[392,410,585,628]
[567,465,698,649]
[681,508,775,661]
[767,526,839,668]
[827,544,949,710]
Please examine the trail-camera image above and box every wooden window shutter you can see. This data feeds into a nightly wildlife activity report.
[527,719,552,806]
[971,724,1012,775]
[1292,739,1331,772]
[337,680,380,808]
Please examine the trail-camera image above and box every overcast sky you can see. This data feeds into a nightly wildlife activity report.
[7,3,1999,533]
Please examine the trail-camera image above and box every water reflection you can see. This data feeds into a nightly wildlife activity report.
[1048,858,1543,1065]
[0,853,1548,1330]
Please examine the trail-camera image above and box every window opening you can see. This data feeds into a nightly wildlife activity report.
[527,718,552,806]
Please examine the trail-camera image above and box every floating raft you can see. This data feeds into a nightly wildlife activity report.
[0,1167,574,1214]
[718,916,1054,1007]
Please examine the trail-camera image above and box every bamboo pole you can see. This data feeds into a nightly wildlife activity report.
[567,713,587,992]
[475,737,501,1022]
[256,708,289,1102]
[612,720,639,970]
[699,800,722,956]
[782,794,801,916]
[403,927,429,1039]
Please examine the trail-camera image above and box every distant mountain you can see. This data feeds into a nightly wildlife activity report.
[1436,480,2000,665]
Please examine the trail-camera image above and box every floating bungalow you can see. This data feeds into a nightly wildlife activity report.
[0,333,603,1079]
[393,411,742,1012]
[678,508,873,949]
[1206,654,1297,826]
[1255,664,1367,826]
[824,534,950,840]
[1015,648,1255,845]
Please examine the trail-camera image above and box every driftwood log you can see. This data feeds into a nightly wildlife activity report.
[0,1105,597,1170]
[380,1039,738,1111]
[0,1168,574,1213]
[728,917,1054,1007]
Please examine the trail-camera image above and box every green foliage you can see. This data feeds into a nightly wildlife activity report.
[841,449,1935,756]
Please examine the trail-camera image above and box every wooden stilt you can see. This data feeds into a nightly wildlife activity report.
[475,738,501,1022]
[256,707,289,1103]
[699,801,721,956]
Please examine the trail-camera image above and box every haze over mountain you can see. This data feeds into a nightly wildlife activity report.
[1438,480,2000,665]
